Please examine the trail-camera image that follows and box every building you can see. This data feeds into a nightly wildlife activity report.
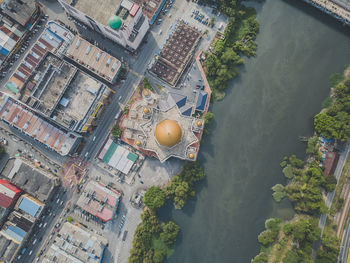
[41,222,108,263]
[98,138,139,175]
[0,210,35,244]
[323,151,339,176]
[5,21,116,134]
[0,93,81,156]
[5,21,73,94]
[19,53,113,133]
[149,20,201,86]
[1,158,58,202]
[0,234,19,262]
[0,0,41,68]
[58,0,150,51]
[66,36,122,84]
[133,0,167,25]
[16,194,44,219]
[76,180,121,222]
[120,88,204,162]
[0,179,21,209]
[0,0,41,29]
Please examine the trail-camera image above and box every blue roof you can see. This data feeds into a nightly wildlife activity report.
[18,197,41,217]
[196,91,208,111]
[181,105,193,116]
[169,92,187,108]
[5,226,26,243]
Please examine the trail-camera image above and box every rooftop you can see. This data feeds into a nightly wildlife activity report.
[0,0,37,26]
[76,181,121,222]
[41,222,108,263]
[66,36,121,83]
[1,158,57,202]
[150,20,201,86]
[0,235,19,262]
[0,93,80,156]
[120,90,203,162]
[0,179,21,208]
[16,194,44,218]
[63,0,121,26]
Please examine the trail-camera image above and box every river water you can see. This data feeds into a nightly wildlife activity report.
[163,0,350,262]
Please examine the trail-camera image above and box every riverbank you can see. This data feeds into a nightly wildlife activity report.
[252,66,350,262]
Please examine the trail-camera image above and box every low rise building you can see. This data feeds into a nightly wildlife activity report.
[76,180,121,222]
[66,36,122,84]
[0,179,21,209]
[1,158,58,202]
[0,0,41,29]
[15,194,44,219]
[58,0,150,51]
[41,222,108,263]
[0,92,81,156]
[98,138,139,175]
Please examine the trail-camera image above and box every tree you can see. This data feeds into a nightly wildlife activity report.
[323,175,337,192]
[66,216,73,222]
[283,250,299,263]
[160,221,180,246]
[112,125,122,139]
[272,184,286,202]
[258,230,276,246]
[251,252,268,263]
[153,249,167,263]
[144,187,166,210]
[289,155,304,168]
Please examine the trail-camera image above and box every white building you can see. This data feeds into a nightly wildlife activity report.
[58,0,150,51]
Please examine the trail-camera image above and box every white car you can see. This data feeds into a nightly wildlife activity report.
[29,250,33,256]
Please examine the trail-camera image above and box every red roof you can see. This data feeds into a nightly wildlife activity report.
[0,193,15,208]
[0,179,21,194]
[0,179,21,208]
[129,3,140,17]
[323,152,339,176]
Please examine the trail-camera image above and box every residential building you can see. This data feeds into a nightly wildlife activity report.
[41,222,108,263]
[76,180,121,222]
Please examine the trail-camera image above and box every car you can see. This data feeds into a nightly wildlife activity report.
[118,95,122,101]
[32,239,37,245]
[43,223,47,228]
[60,201,64,206]
[29,250,33,256]
[92,136,96,141]
[39,223,43,228]
[21,248,26,255]
[122,230,128,241]
[159,30,162,35]
[196,85,201,89]
[85,152,89,158]
[56,199,60,204]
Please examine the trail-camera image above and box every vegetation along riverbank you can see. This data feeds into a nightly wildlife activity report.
[252,67,350,263]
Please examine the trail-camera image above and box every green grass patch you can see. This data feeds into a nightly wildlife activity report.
[152,238,174,258]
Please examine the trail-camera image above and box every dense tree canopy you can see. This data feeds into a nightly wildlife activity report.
[144,186,166,211]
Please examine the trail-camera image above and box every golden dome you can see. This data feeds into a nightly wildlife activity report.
[196,120,203,127]
[188,153,194,159]
[155,120,182,147]
[136,140,141,146]
[143,107,150,114]
[143,89,150,96]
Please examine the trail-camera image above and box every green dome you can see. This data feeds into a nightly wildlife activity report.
[108,15,122,30]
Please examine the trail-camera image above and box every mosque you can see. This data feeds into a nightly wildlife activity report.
[120,88,204,162]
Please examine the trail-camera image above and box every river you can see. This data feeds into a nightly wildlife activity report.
[162,0,350,262]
